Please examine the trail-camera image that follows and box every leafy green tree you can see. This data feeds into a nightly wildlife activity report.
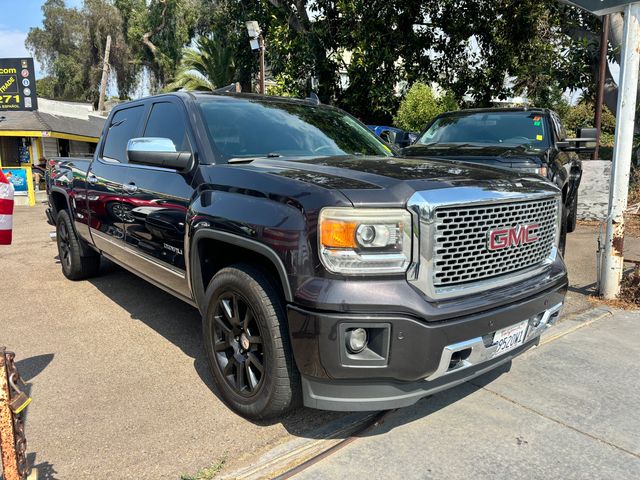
[394,83,458,132]
[166,35,237,91]
[121,0,198,90]
[26,0,139,102]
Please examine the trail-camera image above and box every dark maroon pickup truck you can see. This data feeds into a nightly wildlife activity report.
[46,92,567,419]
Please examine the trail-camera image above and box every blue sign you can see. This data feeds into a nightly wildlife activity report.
[1,168,28,193]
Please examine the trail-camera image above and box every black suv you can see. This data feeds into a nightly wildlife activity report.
[402,108,591,251]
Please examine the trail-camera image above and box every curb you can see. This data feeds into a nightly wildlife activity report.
[221,412,379,480]
[538,306,613,347]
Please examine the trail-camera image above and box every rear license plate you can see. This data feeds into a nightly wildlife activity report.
[492,320,529,357]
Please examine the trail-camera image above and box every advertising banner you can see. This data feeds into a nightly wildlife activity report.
[1,168,29,194]
[0,58,38,111]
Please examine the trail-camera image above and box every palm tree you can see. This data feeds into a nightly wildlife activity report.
[166,35,236,92]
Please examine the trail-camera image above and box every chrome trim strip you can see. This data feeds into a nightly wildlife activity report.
[426,302,563,382]
[407,186,562,300]
[91,229,186,279]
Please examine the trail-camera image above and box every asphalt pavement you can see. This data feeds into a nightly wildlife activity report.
[0,204,638,479]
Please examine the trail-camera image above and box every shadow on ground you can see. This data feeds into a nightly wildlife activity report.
[86,259,348,439]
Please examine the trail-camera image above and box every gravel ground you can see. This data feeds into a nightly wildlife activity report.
[0,204,344,480]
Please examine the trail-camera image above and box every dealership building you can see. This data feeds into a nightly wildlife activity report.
[0,97,106,205]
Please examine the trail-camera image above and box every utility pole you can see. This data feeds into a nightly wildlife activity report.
[98,35,112,113]
[259,34,266,95]
[593,14,610,160]
[601,3,640,298]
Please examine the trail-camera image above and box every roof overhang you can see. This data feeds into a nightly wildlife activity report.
[0,130,99,143]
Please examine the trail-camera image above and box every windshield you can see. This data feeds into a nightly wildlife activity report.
[416,111,550,149]
[198,97,392,160]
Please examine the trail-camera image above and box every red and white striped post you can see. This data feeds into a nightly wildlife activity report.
[0,170,14,245]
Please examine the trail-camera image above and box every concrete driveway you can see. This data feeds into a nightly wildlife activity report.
[294,309,640,479]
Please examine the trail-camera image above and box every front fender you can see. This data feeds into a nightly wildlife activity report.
[186,189,314,310]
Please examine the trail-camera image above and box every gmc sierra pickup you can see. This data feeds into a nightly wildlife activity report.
[46,92,568,419]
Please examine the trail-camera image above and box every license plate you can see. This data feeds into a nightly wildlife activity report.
[492,320,529,357]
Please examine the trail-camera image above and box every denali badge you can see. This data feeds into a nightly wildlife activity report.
[487,224,539,251]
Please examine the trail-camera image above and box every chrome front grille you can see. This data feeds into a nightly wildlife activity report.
[432,197,558,287]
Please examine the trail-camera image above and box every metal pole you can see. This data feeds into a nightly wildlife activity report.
[98,35,112,113]
[594,15,610,160]
[600,3,640,298]
[0,348,20,480]
[259,35,266,95]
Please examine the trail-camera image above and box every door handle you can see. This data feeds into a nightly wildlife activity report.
[87,173,98,184]
[123,183,138,193]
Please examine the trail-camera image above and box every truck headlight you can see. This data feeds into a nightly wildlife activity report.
[319,208,412,275]
[521,166,548,178]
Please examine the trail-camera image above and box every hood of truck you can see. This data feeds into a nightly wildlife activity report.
[401,144,547,169]
[225,155,558,207]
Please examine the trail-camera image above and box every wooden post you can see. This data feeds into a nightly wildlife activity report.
[0,348,20,480]
[594,15,610,160]
[98,35,112,113]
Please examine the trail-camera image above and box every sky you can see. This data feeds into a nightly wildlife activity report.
[0,0,84,78]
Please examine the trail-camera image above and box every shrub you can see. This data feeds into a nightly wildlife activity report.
[394,82,458,133]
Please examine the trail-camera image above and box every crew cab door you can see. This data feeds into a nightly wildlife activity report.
[87,103,146,259]
[120,99,195,300]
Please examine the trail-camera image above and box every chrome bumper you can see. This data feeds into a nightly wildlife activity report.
[426,302,563,382]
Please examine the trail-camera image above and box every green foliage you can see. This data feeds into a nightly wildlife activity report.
[35,77,56,99]
[393,83,458,133]
[561,102,616,135]
[26,0,139,102]
[180,456,226,480]
[166,35,236,91]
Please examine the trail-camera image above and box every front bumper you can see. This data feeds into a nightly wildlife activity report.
[288,281,566,411]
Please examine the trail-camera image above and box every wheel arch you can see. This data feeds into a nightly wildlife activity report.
[190,229,294,314]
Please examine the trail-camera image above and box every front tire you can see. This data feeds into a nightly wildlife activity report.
[202,264,300,419]
[56,209,100,280]
[566,192,578,233]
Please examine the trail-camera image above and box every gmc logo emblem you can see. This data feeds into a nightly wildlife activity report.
[487,224,539,251]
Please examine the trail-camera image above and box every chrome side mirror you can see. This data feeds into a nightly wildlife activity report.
[126,137,192,170]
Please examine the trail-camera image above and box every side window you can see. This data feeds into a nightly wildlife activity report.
[551,113,566,140]
[143,102,190,151]
[102,105,145,163]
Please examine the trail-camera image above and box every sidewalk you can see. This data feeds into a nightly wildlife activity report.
[294,309,640,479]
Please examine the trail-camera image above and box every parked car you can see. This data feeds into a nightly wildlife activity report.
[368,125,417,148]
[401,108,595,252]
[46,93,567,419]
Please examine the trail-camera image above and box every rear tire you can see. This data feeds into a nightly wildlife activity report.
[202,264,300,419]
[56,209,100,280]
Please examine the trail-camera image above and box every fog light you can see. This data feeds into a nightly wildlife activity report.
[346,328,368,353]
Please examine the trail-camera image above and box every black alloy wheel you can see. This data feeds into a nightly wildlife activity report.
[55,209,101,280]
[57,219,72,272]
[203,264,300,419]
[212,290,265,397]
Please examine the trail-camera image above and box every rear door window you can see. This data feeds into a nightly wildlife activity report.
[102,105,145,163]
[143,102,190,152]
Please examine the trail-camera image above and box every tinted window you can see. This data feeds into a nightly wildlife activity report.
[102,105,145,162]
[144,102,190,151]
[198,98,392,160]
[417,111,551,149]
